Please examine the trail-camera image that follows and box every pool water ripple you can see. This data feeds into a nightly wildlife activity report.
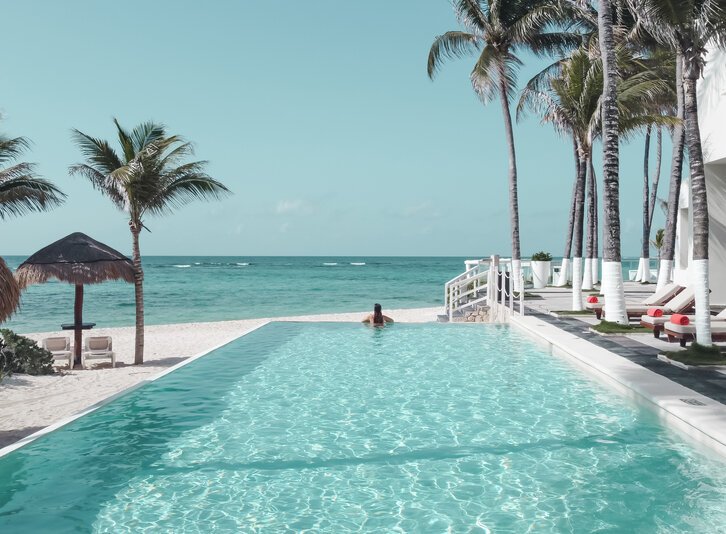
[1,323,726,532]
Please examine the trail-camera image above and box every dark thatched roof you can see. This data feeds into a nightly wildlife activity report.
[1,257,20,322]
[15,232,135,289]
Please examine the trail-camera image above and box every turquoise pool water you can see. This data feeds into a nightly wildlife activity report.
[1,323,725,532]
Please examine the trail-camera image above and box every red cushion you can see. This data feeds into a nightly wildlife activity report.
[587,296,599,303]
[670,314,689,325]
[646,308,663,317]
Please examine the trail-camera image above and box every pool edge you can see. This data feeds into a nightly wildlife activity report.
[510,315,726,458]
[0,321,272,459]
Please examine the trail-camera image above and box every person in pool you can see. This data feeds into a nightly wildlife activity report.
[362,303,394,326]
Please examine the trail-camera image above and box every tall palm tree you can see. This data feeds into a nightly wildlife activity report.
[428,0,580,290]
[555,143,580,287]
[1,133,65,322]
[597,0,629,324]
[633,47,675,283]
[70,120,231,363]
[631,0,726,343]
[519,46,599,309]
[656,50,685,292]
[520,41,670,308]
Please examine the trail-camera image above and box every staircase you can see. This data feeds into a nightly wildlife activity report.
[439,261,491,322]
[439,257,525,322]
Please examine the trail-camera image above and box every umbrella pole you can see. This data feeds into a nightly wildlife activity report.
[74,284,83,368]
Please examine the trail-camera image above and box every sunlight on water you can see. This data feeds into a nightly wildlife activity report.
[1,324,724,532]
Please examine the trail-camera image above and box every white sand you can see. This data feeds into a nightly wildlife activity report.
[0,307,440,449]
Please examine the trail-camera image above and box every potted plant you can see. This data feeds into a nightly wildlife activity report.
[530,251,552,289]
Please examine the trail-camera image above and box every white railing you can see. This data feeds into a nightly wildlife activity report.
[444,260,490,321]
[444,256,526,320]
[489,257,525,318]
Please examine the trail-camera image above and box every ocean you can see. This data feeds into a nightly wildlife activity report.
[1,256,647,334]
[1,257,466,334]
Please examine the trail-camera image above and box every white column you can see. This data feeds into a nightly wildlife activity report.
[692,259,712,345]
[572,257,583,311]
[602,261,628,324]
[555,258,570,287]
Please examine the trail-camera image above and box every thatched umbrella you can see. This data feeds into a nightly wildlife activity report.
[0,257,21,323]
[15,232,134,367]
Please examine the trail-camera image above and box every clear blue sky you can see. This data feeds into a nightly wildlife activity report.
[1,0,665,257]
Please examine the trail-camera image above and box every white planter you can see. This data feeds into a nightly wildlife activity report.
[531,261,551,289]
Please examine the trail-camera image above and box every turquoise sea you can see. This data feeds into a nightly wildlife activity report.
[1,256,646,334]
[1,256,465,334]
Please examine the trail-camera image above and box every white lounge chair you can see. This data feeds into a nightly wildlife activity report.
[664,310,726,347]
[640,305,726,338]
[42,337,73,369]
[83,336,115,368]
[586,283,683,319]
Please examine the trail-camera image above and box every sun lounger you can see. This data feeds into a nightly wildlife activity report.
[586,283,682,319]
[640,306,726,338]
[42,337,73,369]
[663,311,726,347]
[82,336,115,368]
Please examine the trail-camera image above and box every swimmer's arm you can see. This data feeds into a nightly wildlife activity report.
[361,315,371,324]
[383,315,394,323]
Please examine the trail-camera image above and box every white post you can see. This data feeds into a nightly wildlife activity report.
[508,267,513,311]
[448,283,453,322]
[519,272,525,315]
[500,270,506,307]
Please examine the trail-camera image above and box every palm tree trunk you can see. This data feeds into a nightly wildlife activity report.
[598,0,627,324]
[638,126,652,283]
[590,157,599,285]
[131,223,145,364]
[583,149,595,290]
[497,72,522,291]
[571,144,587,310]
[683,55,711,345]
[648,126,663,232]
[657,50,685,292]
[557,138,580,287]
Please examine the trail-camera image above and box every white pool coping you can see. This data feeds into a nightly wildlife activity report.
[511,314,726,458]
[0,321,271,459]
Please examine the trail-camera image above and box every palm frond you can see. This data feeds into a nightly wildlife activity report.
[144,168,231,216]
[0,136,31,166]
[454,0,491,33]
[70,129,124,175]
[130,121,167,154]
[0,167,66,219]
[113,118,136,164]
[428,31,481,79]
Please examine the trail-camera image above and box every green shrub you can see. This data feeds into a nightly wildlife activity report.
[0,329,55,376]
[531,251,553,262]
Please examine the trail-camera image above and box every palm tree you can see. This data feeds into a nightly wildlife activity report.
[70,120,231,364]
[633,48,675,283]
[656,50,685,292]
[520,41,670,308]
[519,46,599,309]
[1,133,65,322]
[428,0,580,290]
[597,0,629,324]
[555,143,580,287]
[631,0,726,343]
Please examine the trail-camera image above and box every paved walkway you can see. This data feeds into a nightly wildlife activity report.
[522,284,726,404]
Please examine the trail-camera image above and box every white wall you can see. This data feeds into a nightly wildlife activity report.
[698,47,726,305]
[699,47,726,165]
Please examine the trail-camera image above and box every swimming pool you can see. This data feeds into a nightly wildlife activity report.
[1,322,725,532]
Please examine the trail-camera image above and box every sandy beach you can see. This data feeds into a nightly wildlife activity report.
[0,307,440,449]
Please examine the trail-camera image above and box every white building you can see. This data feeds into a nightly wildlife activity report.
[674,46,726,306]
